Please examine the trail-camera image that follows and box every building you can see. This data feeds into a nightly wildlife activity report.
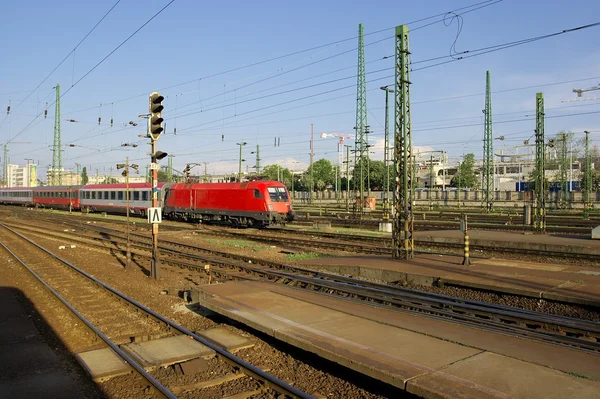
[6,163,37,187]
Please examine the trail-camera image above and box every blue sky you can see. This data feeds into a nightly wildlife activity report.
[0,0,599,178]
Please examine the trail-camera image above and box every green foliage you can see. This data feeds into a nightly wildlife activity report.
[581,144,600,191]
[102,177,119,184]
[81,167,89,185]
[261,164,294,189]
[450,153,478,188]
[350,157,386,191]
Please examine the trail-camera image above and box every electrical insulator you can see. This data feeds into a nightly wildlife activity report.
[6,105,10,115]
[98,117,101,125]
[67,119,77,122]
[44,109,48,119]
[174,127,177,135]
[110,118,114,127]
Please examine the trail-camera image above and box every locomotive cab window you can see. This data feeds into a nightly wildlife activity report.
[267,187,288,202]
[253,189,264,199]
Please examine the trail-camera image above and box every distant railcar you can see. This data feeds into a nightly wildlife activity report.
[33,185,81,210]
[0,187,34,206]
[79,183,170,216]
[163,180,294,227]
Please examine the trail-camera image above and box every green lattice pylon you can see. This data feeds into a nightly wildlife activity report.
[482,71,493,211]
[354,23,369,206]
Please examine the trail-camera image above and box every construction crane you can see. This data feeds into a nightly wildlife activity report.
[320,133,352,196]
[563,83,600,102]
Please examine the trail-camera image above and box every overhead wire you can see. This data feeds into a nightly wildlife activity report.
[4,0,175,145]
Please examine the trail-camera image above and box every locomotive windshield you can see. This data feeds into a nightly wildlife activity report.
[267,186,289,202]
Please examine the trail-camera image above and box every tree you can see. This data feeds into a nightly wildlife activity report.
[102,177,119,184]
[450,153,478,188]
[81,167,89,185]
[312,159,334,189]
[581,144,600,191]
[157,169,170,182]
[261,165,294,189]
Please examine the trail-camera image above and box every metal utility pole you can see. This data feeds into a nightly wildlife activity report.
[75,163,81,185]
[344,145,352,212]
[255,144,260,175]
[310,124,314,203]
[237,142,247,182]
[354,23,370,208]
[52,84,61,185]
[3,145,7,186]
[482,71,493,212]
[381,86,394,219]
[167,154,174,181]
[559,132,569,208]
[533,93,546,234]
[116,157,139,269]
[584,130,592,209]
[203,162,208,182]
[393,25,414,260]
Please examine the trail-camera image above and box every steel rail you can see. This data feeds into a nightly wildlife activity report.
[0,223,313,399]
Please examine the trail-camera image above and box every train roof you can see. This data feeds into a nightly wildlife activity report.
[169,180,287,190]
[81,183,168,190]
[34,185,83,190]
[0,186,35,191]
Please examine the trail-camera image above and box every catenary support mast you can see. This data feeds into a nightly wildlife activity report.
[393,25,413,259]
[482,71,493,211]
[533,93,546,234]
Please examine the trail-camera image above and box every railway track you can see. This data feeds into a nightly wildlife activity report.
[0,222,312,399]
[6,220,600,354]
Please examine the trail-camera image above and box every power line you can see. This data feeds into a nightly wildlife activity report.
[0,1,122,133]
[58,0,501,116]
[4,0,175,146]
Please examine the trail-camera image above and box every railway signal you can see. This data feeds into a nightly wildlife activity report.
[149,92,164,141]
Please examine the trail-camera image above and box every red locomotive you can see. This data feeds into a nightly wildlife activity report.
[0,180,294,227]
[163,180,294,226]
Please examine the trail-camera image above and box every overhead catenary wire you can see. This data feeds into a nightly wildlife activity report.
[4,0,175,146]
[57,0,501,117]
[0,1,122,133]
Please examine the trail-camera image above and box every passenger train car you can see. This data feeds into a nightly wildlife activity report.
[163,180,294,226]
[79,183,168,216]
[0,180,294,227]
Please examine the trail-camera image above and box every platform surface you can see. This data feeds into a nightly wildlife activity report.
[194,280,600,399]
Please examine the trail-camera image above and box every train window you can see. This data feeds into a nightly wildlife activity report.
[133,191,139,201]
[142,191,148,201]
[118,191,123,201]
[110,191,116,200]
[253,189,264,199]
[267,187,279,202]
[91,192,96,200]
[276,187,289,201]
[102,191,107,200]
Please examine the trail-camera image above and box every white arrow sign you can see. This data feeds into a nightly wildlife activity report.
[147,207,162,224]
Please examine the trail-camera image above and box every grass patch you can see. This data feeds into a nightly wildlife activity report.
[569,372,591,379]
[204,238,267,252]
[285,251,328,260]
